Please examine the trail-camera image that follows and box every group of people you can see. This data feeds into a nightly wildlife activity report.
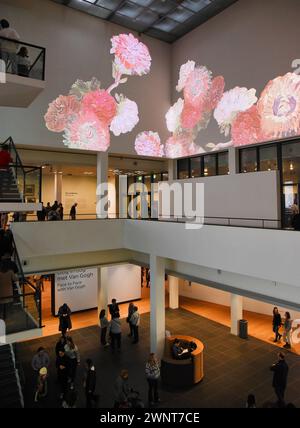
[0,19,31,77]
[36,201,78,222]
[272,307,292,349]
[99,299,141,352]
[0,226,18,319]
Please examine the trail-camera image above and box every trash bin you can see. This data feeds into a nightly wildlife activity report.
[239,319,248,339]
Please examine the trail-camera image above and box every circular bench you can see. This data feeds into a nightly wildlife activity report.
[161,335,204,387]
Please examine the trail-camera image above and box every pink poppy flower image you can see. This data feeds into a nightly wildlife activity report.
[165,133,199,159]
[205,75,225,111]
[214,87,258,136]
[165,98,184,133]
[63,111,110,151]
[110,95,139,136]
[181,103,202,130]
[257,72,300,139]
[135,131,164,157]
[176,60,196,92]
[183,66,212,108]
[44,95,80,133]
[82,90,117,126]
[231,105,262,147]
[110,33,151,76]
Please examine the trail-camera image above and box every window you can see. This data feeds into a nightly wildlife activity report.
[217,152,229,175]
[259,145,278,172]
[162,172,169,181]
[177,158,189,179]
[282,142,300,184]
[203,154,217,177]
[240,147,258,173]
[190,157,201,178]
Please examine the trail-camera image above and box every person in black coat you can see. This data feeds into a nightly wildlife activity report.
[272,307,282,343]
[108,299,119,320]
[84,359,98,408]
[58,303,72,336]
[270,352,289,407]
[292,213,300,231]
[56,349,69,399]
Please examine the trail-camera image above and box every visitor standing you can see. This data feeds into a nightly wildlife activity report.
[58,303,72,336]
[70,203,77,220]
[99,309,109,347]
[108,298,119,319]
[0,145,12,169]
[64,337,80,388]
[283,312,292,350]
[130,306,140,344]
[127,302,135,338]
[272,307,282,343]
[113,370,130,408]
[145,353,160,406]
[110,313,122,353]
[34,367,48,403]
[270,352,289,407]
[56,349,69,400]
[0,20,20,74]
[31,347,50,373]
[83,359,98,408]
[55,335,67,357]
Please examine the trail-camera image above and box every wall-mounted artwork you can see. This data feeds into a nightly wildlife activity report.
[44,33,151,152]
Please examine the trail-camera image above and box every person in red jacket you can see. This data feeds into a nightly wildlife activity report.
[0,146,12,168]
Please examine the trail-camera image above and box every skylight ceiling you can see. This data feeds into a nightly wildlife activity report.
[51,0,238,43]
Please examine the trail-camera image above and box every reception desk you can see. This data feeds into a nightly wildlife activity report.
[161,335,204,387]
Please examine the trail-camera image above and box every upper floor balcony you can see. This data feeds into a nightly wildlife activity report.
[0,36,46,107]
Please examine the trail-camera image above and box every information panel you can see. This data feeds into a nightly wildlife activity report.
[54,268,98,314]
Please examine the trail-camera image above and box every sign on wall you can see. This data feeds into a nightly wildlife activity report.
[54,268,98,314]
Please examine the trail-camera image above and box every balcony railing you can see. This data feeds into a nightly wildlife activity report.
[0,36,46,81]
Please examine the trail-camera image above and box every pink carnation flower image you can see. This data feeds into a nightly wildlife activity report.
[231,105,262,147]
[135,131,164,157]
[181,103,202,130]
[176,60,195,92]
[110,95,139,136]
[111,33,151,76]
[183,66,212,108]
[257,72,300,139]
[165,98,184,133]
[205,76,225,111]
[44,95,80,133]
[165,133,200,159]
[63,111,110,151]
[82,90,117,126]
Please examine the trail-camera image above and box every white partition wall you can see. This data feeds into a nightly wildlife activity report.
[106,264,141,304]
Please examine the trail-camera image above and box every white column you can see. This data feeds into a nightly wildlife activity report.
[96,152,108,218]
[54,172,62,203]
[97,266,109,323]
[168,159,177,181]
[230,294,243,335]
[228,147,238,175]
[150,254,165,357]
[169,276,179,309]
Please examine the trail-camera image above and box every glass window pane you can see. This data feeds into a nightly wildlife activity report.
[203,154,216,177]
[177,158,189,179]
[218,152,229,175]
[259,145,278,172]
[240,148,258,173]
[144,175,151,190]
[162,172,168,181]
[190,157,201,178]
[282,142,300,184]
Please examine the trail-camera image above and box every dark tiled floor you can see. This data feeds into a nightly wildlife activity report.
[16,309,300,408]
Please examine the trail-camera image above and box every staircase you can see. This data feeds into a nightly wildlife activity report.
[0,168,22,203]
[0,344,24,408]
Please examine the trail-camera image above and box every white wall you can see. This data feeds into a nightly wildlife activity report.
[162,170,280,224]
[0,0,171,155]
[178,280,300,319]
[106,264,141,304]
[171,0,300,149]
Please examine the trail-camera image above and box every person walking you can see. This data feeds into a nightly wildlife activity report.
[108,298,119,319]
[283,312,292,350]
[84,359,98,408]
[127,302,135,338]
[56,349,69,400]
[270,352,289,407]
[58,303,72,336]
[34,367,48,403]
[64,337,80,389]
[113,370,130,408]
[31,347,50,373]
[70,203,77,220]
[99,309,109,347]
[145,353,160,406]
[110,313,122,353]
[0,145,12,169]
[272,307,282,343]
[55,335,67,357]
[130,306,140,344]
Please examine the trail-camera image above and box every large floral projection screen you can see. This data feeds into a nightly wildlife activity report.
[45,33,300,158]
